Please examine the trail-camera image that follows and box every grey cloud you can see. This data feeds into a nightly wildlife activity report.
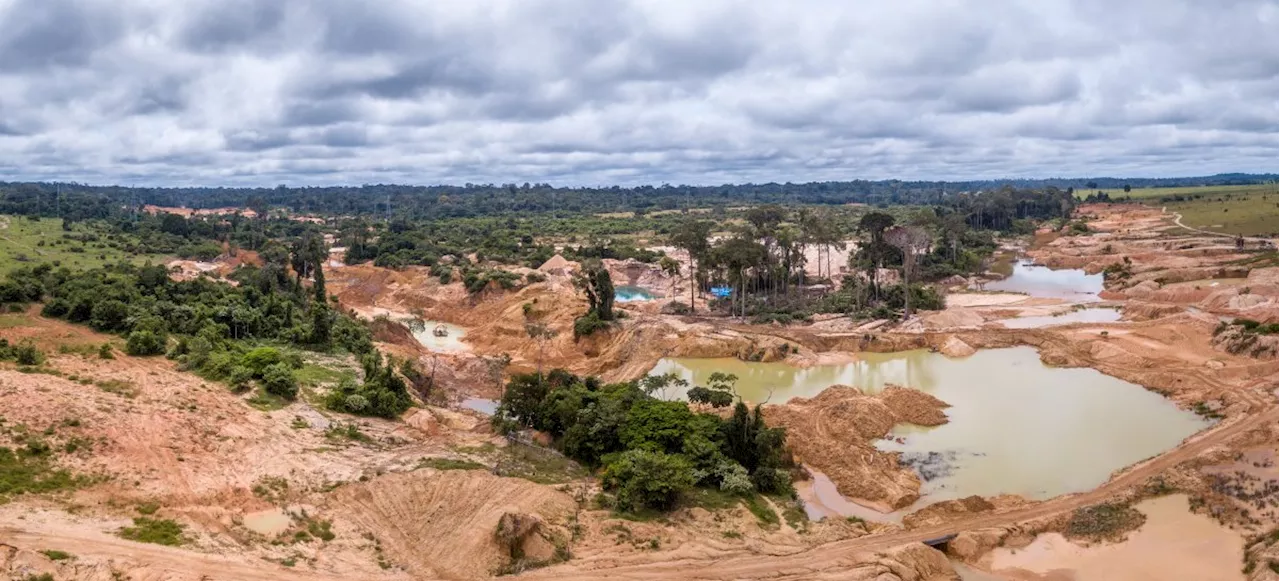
[224,130,292,152]
[0,0,1274,186]
[0,0,124,71]
[177,1,288,53]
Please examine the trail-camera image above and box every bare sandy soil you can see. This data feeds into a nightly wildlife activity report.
[1,203,1275,580]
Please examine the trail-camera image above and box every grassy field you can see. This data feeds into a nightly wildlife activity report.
[0,216,169,272]
[1076,183,1276,201]
[1078,184,1277,237]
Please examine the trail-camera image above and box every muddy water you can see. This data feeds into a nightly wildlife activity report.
[985,260,1103,301]
[243,508,291,536]
[615,285,658,302]
[998,307,1122,328]
[797,468,906,523]
[650,347,1210,507]
[461,397,498,415]
[989,494,1245,581]
[409,321,470,353]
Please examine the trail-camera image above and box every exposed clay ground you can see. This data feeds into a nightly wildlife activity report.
[1,203,1275,580]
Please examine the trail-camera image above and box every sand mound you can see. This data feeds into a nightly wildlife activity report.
[937,336,977,358]
[538,254,579,275]
[326,470,576,579]
[765,385,951,511]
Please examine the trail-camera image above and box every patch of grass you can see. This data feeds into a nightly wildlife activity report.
[0,215,169,272]
[324,422,372,444]
[136,501,160,515]
[294,364,353,387]
[39,549,72,561]
[775,495,809,531]
[493,443,587,485]
[0,313,34,328]
[306,518,335,542]
[1064,502,1146,541]
[741,493,780,529]
[246,387,290,411]
[94,379,138,398]
[289,416,309,429]
[252,476,290,503]
[0,446,80,495]
[57,343,99,357]
[118,517,187,546]
[683,487,743,511]
[1191,401,1225,420]
[416,457,486,471]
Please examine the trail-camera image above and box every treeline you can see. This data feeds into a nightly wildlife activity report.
[494,370,792,512]
[1,174,1272,219]
[0,257,416,418]
[339,216,661,271]
[664,195,1035,322]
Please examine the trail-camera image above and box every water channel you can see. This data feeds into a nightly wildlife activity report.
[998,307,1122,329]
[649,347,1210,513]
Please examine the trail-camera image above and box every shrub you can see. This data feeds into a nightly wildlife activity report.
[98,343,115,359]
[242,347,282,375]
[13,340,44,365]
[661,301,692,315]
[118,517,187,546]
[573,311,611,340]
[227,366,254,392]
[716,462,754,495]
[126,330,166,356]
[601,449,695,512]
[1064,502,1146,541]
[261,363,298,399]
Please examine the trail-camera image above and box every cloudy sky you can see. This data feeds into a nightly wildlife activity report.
[0,0,1275,187]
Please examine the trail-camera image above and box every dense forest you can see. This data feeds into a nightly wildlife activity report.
[0,174,1272,220]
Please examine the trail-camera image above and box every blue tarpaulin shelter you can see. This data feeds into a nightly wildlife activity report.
[710,286,732,298]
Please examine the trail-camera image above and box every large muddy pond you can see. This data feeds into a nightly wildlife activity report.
[649,347,1210,508]
[985,260,1103,301]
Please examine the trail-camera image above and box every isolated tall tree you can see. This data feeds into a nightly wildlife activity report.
[940,213,967,264]
[884,225,932,318]
[670,220,712,312]
[856,212,896,298]
[795,207,817,284]
[573,261,615,321]
[658,256,681,300]
[524,322,557,379]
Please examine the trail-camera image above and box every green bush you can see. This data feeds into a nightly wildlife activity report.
[573,311,611,339]
[227,366,254,392]
[126,330,166,356]
[242,347,283,374]
[261,363,298,399]
[602,450,695,512]
[13,340,44,365]
[118,517,187,546]
[322,354,413,418]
